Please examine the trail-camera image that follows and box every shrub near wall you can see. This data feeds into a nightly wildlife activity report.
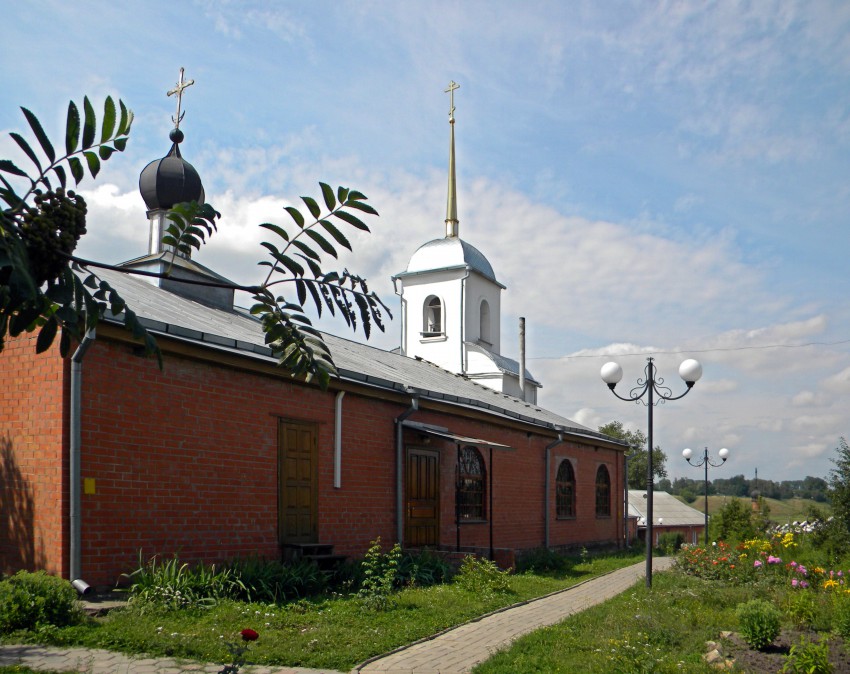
[0,571,80,633]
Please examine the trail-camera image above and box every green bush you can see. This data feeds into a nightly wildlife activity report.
[712,499,759,543]
[515,547,572,574]
[780,635,833,674]
[395,549,453,588]
[0,570,80,633]
[656,532,684,555]
[455,555,511,595]
[736,599,781,650]
[679,488,697,504]
[228,556,326,603]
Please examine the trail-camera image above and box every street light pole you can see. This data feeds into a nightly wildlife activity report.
[601,356,702,588]
[683,446,729,546]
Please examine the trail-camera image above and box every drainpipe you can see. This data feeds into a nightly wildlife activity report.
[544,431,564,549]
[70,329,96,586]
[334,391,345,489]
[394,389,419,544]
[624,451,638,547]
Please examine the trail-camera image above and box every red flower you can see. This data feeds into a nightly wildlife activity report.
[241,628,259,642]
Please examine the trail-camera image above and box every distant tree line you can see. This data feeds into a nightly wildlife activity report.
[597,420,830,503]
[657,474,828,503]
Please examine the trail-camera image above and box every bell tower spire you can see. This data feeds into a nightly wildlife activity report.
[444,80,460,238]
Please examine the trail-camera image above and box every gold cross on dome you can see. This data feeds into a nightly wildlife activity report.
[167,67,195,129]
[445,80,459,121]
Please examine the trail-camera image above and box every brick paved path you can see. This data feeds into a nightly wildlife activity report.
[0,557,673,674]
[0,644,342,674]
[355,556,674,673]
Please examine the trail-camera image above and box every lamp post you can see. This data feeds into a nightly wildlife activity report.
[683,446,729,545]
[601,356,702,588]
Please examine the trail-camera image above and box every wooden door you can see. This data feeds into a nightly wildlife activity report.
[279,420,318,544]
[405,448,440,547]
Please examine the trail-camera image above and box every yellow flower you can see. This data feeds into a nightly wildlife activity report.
[824,579,839,590]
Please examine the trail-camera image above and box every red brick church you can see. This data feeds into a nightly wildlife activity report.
[0,82,627,588]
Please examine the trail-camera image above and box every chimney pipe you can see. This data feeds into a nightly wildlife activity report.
[519,317,526,401]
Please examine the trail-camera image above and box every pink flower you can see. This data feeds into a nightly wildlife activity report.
[754,560,763,568]
[767,555,782,564]
[792,579,799,588]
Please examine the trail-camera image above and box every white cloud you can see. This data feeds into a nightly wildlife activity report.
[823,366,850,394]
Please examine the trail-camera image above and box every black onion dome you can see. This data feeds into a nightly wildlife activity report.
[139,129,205,210]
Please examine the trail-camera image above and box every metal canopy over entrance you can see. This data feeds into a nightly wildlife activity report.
[401,420,513,451]
[401,420,513,559]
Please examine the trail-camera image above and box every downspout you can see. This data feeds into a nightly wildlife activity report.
[394,390,419,544]
[333,391,345,489]
[544,432,564,549]
[70,329,96,587]
[624,451,638,547]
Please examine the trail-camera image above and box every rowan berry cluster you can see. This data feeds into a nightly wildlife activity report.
[20,187,87,284]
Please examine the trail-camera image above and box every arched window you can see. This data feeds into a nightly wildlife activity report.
[457,446,486,520]
[556,460,576,518]
[479,300,491,344]
[595,465,611,517]
[423,296,443,336]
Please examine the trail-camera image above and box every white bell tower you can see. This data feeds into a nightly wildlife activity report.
[393,82,539,402]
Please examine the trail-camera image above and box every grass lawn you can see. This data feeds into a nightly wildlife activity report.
[4,551,644,672]
[474,570,747,673]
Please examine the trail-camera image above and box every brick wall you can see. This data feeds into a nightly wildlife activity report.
[403,410,624,556]
[2,331,625,586]
[0,334,67,578]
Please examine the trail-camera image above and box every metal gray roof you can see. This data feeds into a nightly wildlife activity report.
[396,237,500,284]
[465,342,541,387]
[94,267,616,444]
[628,490,706,526]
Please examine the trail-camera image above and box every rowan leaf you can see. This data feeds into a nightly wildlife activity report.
[320,182,336,211]
[21,107,55,163]
[10,132,42,173]
[101,96,116,143]
[82,96,96,149]
[83,151,100,178]
[66,101,80,154]
[301,196,321,219]
[333,209,370,231]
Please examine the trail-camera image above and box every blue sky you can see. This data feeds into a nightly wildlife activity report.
[2,0,849,482]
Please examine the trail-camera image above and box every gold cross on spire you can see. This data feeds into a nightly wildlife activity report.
[167,67,195,130]
[445,80,459,122]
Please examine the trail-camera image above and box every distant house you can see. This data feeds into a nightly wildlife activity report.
[0,85,628,588]
[628,490,706,546]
